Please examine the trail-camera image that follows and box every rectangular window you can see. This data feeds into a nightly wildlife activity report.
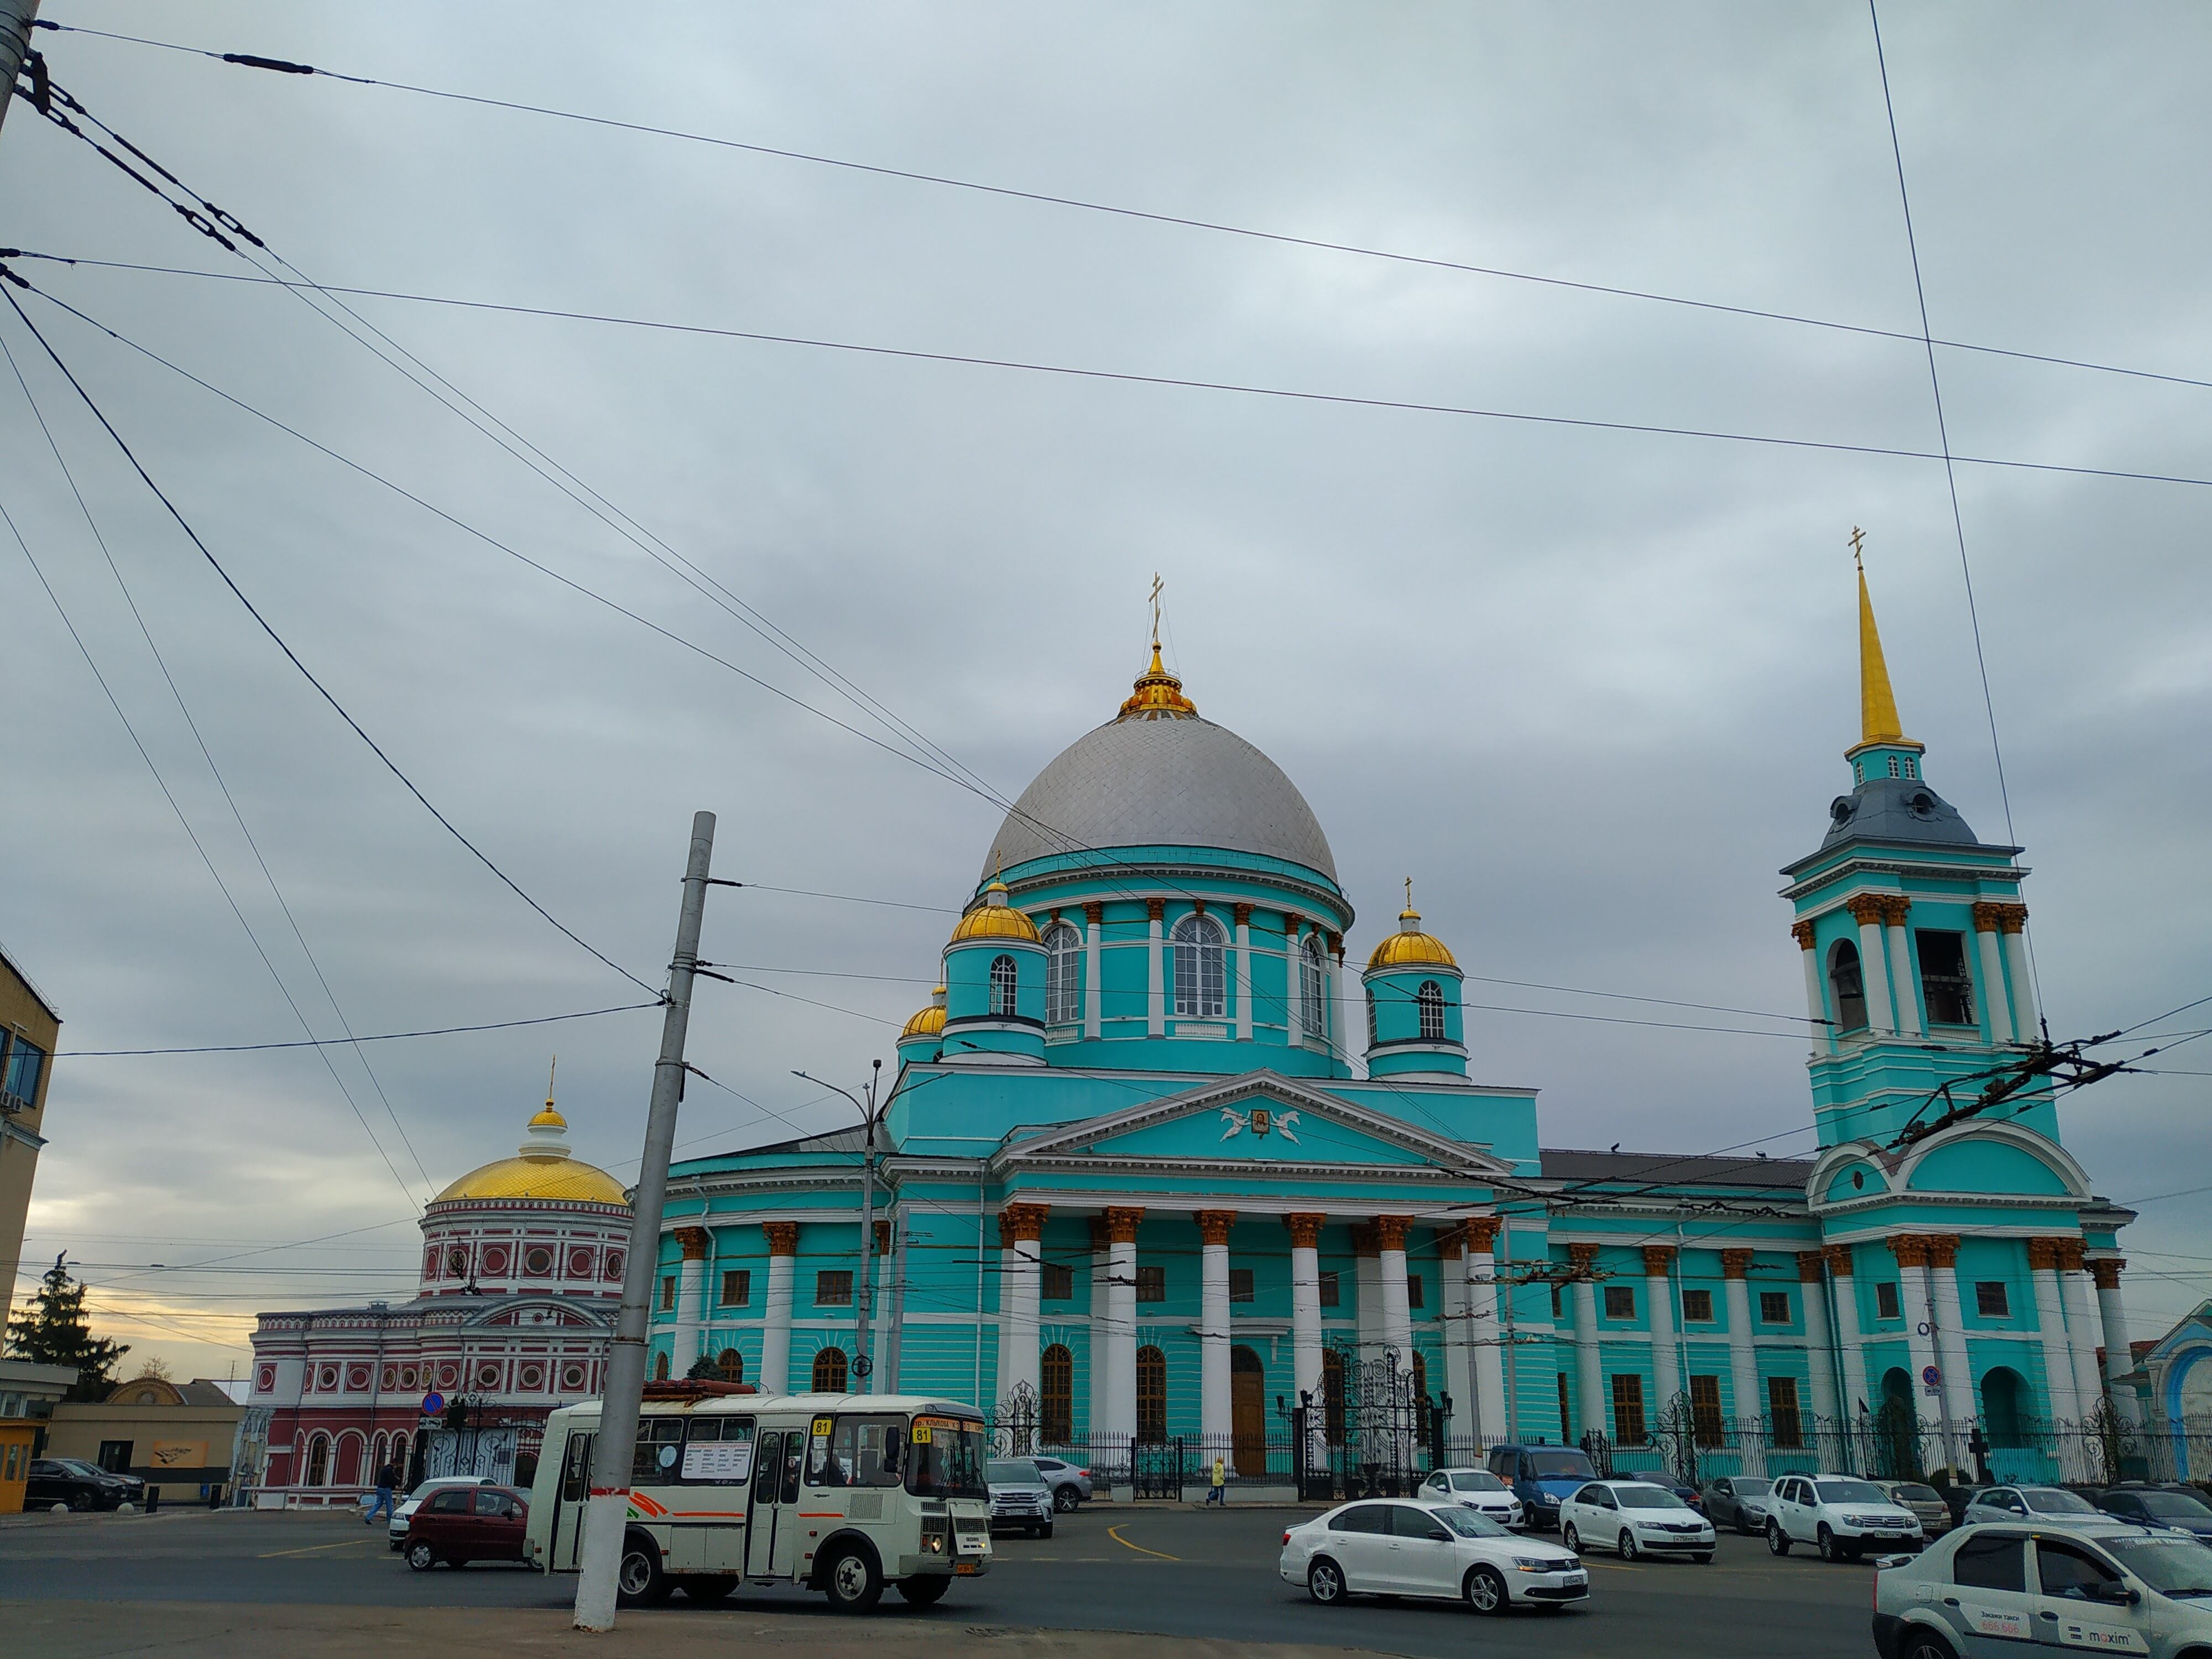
[1228,1267,1255,1304]
[1610,1373,1646,1444]
[1875,1281,1902,1321]
[1551,1280,1564,1321]
[1768,1375,1803,1449]
[1759,1291,1792,1324]
[1041,1262,1073,1301]
[1318,1270,1340,1308]
[1135,1265,1165,1304]
[658,1275,676,1313]
[1603,1285,1635,1319]
[1405,1275,1423,1310]
[632,1415,685,1484]
[1953,1532,2026,1593]
[1681,1288,1714,1323]
[1916,930,1976,1027]
[677,1415,757,1485]
[1975,1281,2010,1318]
[1688,1375,1723,1447]
[718,1269,751,1308]
[814,1270,853,1307]
[0,1032,44,1106]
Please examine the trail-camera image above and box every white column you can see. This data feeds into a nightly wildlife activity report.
[1797,1255,1841,1424]
[1379,1222,1413,1369]
[1286,924,1306,1045]
[2003,926,2039,1042]
[1198,1212,1234,1453]
[1287,1215,1325,1471]
[1896,1245,1940,1427]
[1929,1245,1976,1429]
[2059,1249,2106,1419]
[2030,1245,2083,1423]
[1645,1248,1681,1411]
[673,1227,709,1373]
[1829,1252,1870,1417]
[1088,1223,1113,1438]
[1083,907,1102,1039]
[1570,1249,1605,1439]
[1887,915,1924,1037]
[1467,1223,1508,1444]
[1722,1254,1763,1429]
[1855,901,1896,1034]
[1439,1239,1473,1438]
[1975,924,2017,1042]
[761,1224,797,1394]
[1145,902,1165,1037]
[994,1242,1017,1405]
[1003,1211,1044,1411]
[1104,1211,1140,1442]
[1355,1235,1384,1361]
[2093,1260,2143,1427]
[1233,909,1253,1042]
[1796,926,1832,1052]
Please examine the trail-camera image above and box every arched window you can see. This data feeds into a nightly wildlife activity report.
[1417,980,1447,1041]
[1366,990,1380,1048]
[812,1347,849,1392]
[1300,935,1326,1039]
[1828,940,1869,1032]
[653,1351,670,1381]
[1043,922,1081,1026]
[1040,1343,1074,1443]
[717,1348,743,1384]
[1171,911,1226,1019]
[989,953,1019,1018]
[305,1434,330,1486]
[1136,1345,1168,1443]
[1981,1366,2029,1445]
[1321,1350,1347,1445]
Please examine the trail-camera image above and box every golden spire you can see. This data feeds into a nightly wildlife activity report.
[1118,574,1197,720]
[1853,530,1910,748]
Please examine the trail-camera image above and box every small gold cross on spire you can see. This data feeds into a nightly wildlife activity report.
[1849,525,1866,571]
[546,1055,557,1108]
[1149,572,1164,645]
[1404,876,1414,911]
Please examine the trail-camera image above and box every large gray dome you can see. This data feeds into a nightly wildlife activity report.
[982,714,1338,885]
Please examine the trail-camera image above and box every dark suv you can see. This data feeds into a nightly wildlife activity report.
[26,1457,145,1512]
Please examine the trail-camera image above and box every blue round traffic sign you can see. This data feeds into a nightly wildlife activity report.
[1921,1365,1941,1388]
[421,1391,446,1416]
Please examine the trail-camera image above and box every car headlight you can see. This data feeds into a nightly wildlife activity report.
[1512,1555,1561,1572]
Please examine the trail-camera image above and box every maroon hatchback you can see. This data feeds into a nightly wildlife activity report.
[404,1485,530,1571]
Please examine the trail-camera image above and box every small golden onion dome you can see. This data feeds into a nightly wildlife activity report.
[902,985,948,1041]
[950,878,1040,944]
[1118,641,1198,721]
[1366,906,1458,972]
[527,1101,567,1131]
[432,1097,629,1206]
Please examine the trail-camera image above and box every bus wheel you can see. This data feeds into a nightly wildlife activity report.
[824,1545,884,1613]
[898,1575,951,1606]
[617,1532,671,1607]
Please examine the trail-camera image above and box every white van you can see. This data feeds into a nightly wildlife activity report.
[525,1386,992,1611]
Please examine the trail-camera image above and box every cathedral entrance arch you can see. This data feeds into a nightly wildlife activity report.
[1230,1346,1266,1477]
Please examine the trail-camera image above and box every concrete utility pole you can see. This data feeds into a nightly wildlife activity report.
[573,811,717,1633]
[0,2,43,135]
[794,1058,886,1394]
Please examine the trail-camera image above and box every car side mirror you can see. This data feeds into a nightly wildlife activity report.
[1426,1526,1452,1543]
[2090,1583,2138,1607]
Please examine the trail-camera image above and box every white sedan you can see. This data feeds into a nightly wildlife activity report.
[1418,1467,1526,1529]
[1280,1496,1588,1614]
[1559,1479,1717,1562]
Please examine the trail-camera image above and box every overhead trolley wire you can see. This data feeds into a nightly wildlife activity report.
[56,1000,664,1057]
[0,278,658,999]
[35,18,2212,401]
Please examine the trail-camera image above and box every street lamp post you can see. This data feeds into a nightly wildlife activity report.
[795,1060,886,1393]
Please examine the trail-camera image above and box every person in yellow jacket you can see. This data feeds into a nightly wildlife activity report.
[1206,1455,1227,1507]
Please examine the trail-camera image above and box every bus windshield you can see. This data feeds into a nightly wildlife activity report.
[906,1416,987,1499]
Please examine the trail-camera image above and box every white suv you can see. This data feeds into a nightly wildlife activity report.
[1559,1479,1716,1562]
[1764,1472,1923,1562]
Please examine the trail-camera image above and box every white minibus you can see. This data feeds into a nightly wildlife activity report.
[525,1384,992,1611]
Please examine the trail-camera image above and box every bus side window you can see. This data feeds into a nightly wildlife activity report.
[561,1432,595,1503]
[753,1432,782,1505]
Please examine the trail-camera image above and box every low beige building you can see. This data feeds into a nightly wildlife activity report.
[1,940,60,1324]
[41,1376,247,1498]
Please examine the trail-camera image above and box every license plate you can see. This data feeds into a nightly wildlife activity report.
[954,1562,979,1575]
[1563,1572,1587,1585]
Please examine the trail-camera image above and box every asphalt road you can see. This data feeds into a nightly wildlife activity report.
[0,1503,1877,1659]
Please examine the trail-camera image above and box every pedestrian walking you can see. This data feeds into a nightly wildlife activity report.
[364,1460,400,1525]
[1206,1455,1227,1507]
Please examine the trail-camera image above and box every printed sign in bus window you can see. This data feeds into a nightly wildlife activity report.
[680,1417,756,1484]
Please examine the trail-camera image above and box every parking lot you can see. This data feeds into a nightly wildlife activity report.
[0,1501,1879,1658]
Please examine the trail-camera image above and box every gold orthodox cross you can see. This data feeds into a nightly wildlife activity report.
[1149,572,1164,643]
[1849,526,1866,570]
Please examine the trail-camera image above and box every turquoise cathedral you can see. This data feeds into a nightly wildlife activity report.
[648,579,2143,1485]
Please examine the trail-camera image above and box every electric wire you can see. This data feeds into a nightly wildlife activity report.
[0,279,657,998]
[56,1000,664,1057]
[36,19,2212,402]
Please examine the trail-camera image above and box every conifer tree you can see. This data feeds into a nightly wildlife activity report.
[4,1254,130,1401]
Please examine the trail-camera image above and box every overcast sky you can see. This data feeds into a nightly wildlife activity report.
[3,2,2206,1381]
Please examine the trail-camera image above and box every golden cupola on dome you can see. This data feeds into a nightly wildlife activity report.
[949,878,1040,944]
[1366,890,1459,972]
[1118,640,1198,721]
[901,985,948,1041]
[432,1079,630,1207]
